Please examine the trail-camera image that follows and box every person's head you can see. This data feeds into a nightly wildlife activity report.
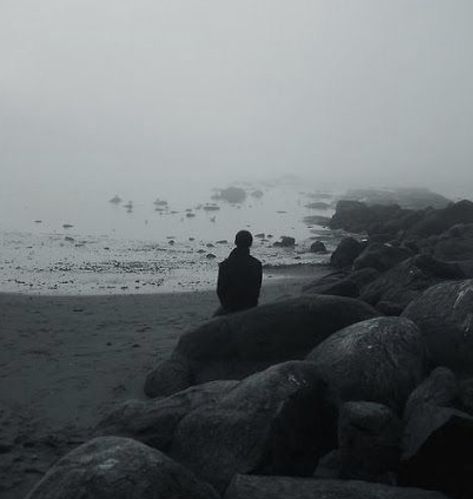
[234,230,253,249]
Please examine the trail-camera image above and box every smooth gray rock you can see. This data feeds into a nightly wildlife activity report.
[170,361,336,492]
[224,475,449,499]
[361,254,464,311]
[96,380,238,450]
[145,295,378,398]
[26,436,219,499]
[306,317,428,413]
[402,279,473,375]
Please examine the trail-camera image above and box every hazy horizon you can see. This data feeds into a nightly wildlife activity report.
[2,1,473,206]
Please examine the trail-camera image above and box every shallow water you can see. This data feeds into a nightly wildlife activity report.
[0,179,341,294]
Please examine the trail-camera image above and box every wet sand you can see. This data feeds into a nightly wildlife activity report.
[0,269,327,498]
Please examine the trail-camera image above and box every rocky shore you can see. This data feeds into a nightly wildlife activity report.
[13,195,473,498]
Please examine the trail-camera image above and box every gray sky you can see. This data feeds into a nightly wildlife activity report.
[1,0,472,195]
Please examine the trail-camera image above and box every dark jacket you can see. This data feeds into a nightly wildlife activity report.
[217,247,262,313]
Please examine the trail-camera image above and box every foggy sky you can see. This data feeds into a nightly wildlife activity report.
[1,0,473,197]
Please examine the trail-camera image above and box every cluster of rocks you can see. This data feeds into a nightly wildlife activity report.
[26,280,473,497]
[25,197,473,498]
[311,198,473,315]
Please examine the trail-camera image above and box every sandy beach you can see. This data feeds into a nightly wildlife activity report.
[0,269,325,498]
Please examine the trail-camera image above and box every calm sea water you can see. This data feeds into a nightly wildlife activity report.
[0,177,340,295]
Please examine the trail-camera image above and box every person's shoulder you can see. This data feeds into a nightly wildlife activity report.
[249,255,262,267]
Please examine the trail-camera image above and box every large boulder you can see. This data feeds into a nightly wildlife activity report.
[96,380,238,450]
[170,361,336,492]
[145,295,378,398]
[407,199,473,238]
[26,436,219,499]
[400,403,473,499]
[306,317,428,413]
[338,401,402,483]
[360,254,464,312]
[224,475,448,499]
[402,279,473,375]
[330,237,365,269]
[353,243,413,272]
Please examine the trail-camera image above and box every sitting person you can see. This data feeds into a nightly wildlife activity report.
[214,230,263,316]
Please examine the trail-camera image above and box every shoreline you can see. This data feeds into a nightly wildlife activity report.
[0,268,328,498]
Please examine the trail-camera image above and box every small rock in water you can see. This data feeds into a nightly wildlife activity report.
[206,243,215,248]
[206,253,217,259]
[34,220,42,224]
[109,195,122,204]
[216,240,228,244]
[186,213,196,218]
[64,236,75,242]
[168,240,175,245]
[273,236,296,248]
[62,224,74,229]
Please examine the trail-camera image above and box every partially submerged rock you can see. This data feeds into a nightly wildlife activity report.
[330,237,365,269]
[26,436,219,499]
[145,295,378,398]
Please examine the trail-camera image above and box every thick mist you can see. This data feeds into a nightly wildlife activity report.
[1,0,473,203]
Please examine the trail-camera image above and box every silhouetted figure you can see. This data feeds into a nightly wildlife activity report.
[215,230,262,316]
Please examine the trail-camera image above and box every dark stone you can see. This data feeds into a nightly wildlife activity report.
[303,275,359,298]
[353,243,413,272]
[433,223,473,262]
[376,301,404,316]
[25,436,219,499]
[400,404,473,499]
[306,317,428,413]
[407,200,473,238]
[313,450,341,479]
[303,215,331,226]
[403,367,458,421]
[170,361,336,492]
[305,201,331,209]
[458,378,473,416]
[224,475,448,499]
[309,240,327,253]
[360,254,464,311]
[329,201,418,237]
[96,381,238,450]
[402,279,473,375]
[330,237,364,269]
[273,236,296,247]
[338,401,402,483]
[145,295,378,398]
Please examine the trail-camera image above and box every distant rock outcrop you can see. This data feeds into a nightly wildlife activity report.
[212,187,247,203]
